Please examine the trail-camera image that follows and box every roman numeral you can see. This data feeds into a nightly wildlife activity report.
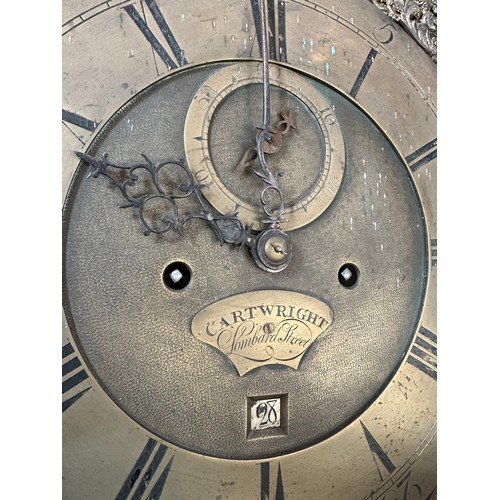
[405,138,437,173]
[260,462,285,500]
[407,326,437,380]
[116,438,174,500]
[124,0,187,71]
[251,0,287,62]
[360,421,396,481]
[62,342,91,413]
[62,109,98,132]
[350,48,378,98]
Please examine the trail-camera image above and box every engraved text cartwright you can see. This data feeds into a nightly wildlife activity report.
[191,291,333,376]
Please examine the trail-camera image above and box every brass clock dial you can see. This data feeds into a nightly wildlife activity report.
[62,1,436,498]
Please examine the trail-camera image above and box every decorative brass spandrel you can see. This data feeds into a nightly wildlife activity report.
[191,290,333,376]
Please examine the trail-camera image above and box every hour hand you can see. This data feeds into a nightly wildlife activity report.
[75,152,254,246]
[77,151,294,273]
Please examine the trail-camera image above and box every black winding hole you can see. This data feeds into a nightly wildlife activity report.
[338,263,360,288]
[163,261,192,291]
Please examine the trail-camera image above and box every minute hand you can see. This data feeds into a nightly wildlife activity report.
[255,0,285,229]
[259,0,271,140]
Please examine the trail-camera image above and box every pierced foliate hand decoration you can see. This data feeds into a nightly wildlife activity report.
[76,0,293,273]
[76,152,255,247]
[76,149,291,272]
[246,0,293,272]
[63,0,437,493]
[253,0,285,231]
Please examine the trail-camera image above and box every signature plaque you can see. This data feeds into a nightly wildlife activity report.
[191,290,334,376]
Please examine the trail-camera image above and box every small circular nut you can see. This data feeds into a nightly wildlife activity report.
[251,228,292,273]
[264,236,289,263]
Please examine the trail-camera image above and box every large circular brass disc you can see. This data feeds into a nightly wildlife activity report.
[63,61,427,460]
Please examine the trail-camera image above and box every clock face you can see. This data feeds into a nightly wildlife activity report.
[62,1,436,498]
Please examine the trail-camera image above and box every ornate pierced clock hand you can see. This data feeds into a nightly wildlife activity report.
[254,0,286,231]
[76,148,292,272]
[75,0,293,273]
[64,0,436,495]
[75,152,255,247]
[240,0,293,273]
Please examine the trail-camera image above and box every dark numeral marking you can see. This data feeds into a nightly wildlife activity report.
[62,342,91,413]
[360,421,396,480]
[261,462,285,500]
[350,48,378,98]
[276,1,287,62]
[407,326,437,380]
[430,239,437,267]
[405,138,437,173]
[251,0,287,62]
[116,438,174,500]
[62,109,98,132]
[373,23,395,45]
[124,0,187,70]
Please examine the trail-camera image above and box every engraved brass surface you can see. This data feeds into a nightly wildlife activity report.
[63,0,436,497]
[63,59,427,460]
[191,290,334,375]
